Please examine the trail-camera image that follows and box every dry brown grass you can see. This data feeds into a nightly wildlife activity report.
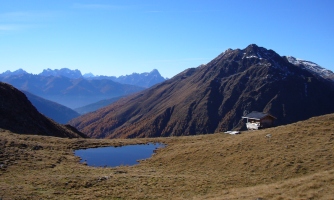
[1,113,334,199]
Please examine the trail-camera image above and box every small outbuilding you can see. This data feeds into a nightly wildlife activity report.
[242,111,276,130]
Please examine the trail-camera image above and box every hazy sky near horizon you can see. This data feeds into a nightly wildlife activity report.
[1,0,334,78]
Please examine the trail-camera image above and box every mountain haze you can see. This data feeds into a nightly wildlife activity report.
[0,69,166,108]
[39,68,82,79]
[112,69,167,88]
[0,74,144,108]
[84,69,167,88]
[0,82,86,138]
[70,44,334,138]
[74,96,124,115]
[22,91,80,124]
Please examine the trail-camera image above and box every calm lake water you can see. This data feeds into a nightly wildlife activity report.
[74,143,165,167]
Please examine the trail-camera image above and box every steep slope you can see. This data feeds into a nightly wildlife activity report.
[0,82,87,138]
[0,74,144,108]
[22,91,80,124]
[70,44,334,138]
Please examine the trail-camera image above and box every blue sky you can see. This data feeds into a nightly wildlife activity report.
[1,0,333,78]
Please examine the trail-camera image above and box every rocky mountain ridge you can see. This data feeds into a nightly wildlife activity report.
[69,44,334,138]
[85,69,167,88]
[286,56,334,81]
[39,68,82,79]
[0,69,167,108]
[0,68,167,88]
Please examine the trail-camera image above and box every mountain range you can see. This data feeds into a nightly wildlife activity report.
[0,82,86,138]
[0,74,144,108]
[69,44,334,138]
[1,68,167,88]
[84,69,167,88]
[0,69,166,108]
[39,68,83,79]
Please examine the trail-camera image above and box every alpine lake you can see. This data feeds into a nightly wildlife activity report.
[74,143,165,167]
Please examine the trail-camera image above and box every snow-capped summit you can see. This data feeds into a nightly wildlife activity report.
[287,56,334,81]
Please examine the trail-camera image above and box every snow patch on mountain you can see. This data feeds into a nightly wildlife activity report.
[287,56,334,80]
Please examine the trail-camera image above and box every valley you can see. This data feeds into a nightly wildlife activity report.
[1,44,334,199]
[22,91,80,124]
[2,0,334,198]
[0,68,166,109]
[1,113,334,199]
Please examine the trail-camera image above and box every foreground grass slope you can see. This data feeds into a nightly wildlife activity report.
[1,113,334,199]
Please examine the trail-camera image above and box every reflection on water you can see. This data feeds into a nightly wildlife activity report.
[75,143,165,167]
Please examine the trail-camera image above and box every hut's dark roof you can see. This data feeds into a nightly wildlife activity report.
[242,111,276,120]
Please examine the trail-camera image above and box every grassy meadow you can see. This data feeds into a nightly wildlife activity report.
[1,114,334,199]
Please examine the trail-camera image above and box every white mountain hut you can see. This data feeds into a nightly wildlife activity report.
[242,111,276,130]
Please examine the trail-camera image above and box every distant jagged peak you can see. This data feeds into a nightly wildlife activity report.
[147,69,162,77]
[13,68,28,74]
[118,69,163,77]
[39,68,83,79]
[0,68,29,76]
[286,56,334,80]
[149,69,160,75]
[82,72,95,78]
